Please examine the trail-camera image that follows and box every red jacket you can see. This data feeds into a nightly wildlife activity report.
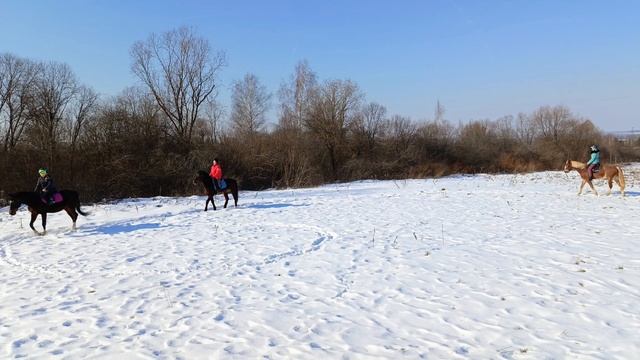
[210,163,223,180]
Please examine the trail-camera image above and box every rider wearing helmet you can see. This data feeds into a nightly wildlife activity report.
[34,168,57,204]
[586,145,600,181]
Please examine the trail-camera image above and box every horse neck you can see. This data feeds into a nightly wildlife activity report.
[199,174,215,192]
[571,161,586,169]
[16,192,39,206]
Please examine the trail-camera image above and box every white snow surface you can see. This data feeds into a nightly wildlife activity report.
[1,166,640,359]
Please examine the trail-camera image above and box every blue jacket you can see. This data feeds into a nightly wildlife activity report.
[587,151,600,166]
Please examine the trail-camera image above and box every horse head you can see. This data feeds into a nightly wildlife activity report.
[8,192,20,215]
[194,170,208,185]
[195,170,217,192]
[563,160,572,173]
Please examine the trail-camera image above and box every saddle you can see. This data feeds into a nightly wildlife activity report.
[219,179,228,190]
[591,164,600,173]
[41,192,63,205]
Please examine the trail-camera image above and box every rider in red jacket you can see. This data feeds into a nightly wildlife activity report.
[209,158,223,190]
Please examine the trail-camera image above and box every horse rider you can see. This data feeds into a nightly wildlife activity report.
[35,168,57,205]
[209,158,225,191]
[586,144,600,181]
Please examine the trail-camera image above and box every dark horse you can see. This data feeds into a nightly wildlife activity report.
[8,190,89,235]
[193,171,239,211]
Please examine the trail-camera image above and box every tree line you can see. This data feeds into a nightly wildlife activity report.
[1,27,638,203]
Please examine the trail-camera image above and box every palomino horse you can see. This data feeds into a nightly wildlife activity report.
[563,160,626,196]
[193,170,239,211]
[8,190,89,235]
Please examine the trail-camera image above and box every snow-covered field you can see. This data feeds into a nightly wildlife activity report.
[1,166,639,359]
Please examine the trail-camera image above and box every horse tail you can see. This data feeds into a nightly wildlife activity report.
[77,204,89,216]
[70,190,90,216]
[616,166,626,195]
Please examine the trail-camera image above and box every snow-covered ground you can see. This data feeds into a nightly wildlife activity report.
[1,166,639,359]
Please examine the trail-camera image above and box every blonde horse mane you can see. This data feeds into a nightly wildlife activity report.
[570,160,587,169]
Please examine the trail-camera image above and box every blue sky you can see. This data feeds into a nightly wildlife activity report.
[1,0,638,131]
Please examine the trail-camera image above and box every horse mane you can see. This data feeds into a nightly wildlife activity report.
[9,191,38,200]
[197,170,215,192]
[570,160,587,169]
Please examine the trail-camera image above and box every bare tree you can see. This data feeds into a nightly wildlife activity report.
[29,61,78,161]
[203,97,225,143]
[387,115,416,155]
[515,112,537,147]
[493,115,516,149]
[350,102,386,157]
[532,105,571,145]
[130,27,226,147]
[67,85,98,147]
[0,54,40,151]
[274,61,318,187]
[230,73,271,136]
[63,85,98,182]
[278,60,317,130]
[306,79,362,178]
[115,86,163,136]
[0,54,8,114]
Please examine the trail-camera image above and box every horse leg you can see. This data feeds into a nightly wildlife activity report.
[41,212,48,235]
[613,177,623,196]
[65,207,78,230]
[607,177,613,196]
[211,195,217,211]
[205,195,211,211]
[223,192,229,208]
[578,180,586,195]
[587,180,598,196]
[30,212,41,235]
[233,184,238,207]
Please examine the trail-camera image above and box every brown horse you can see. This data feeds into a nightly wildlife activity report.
[563,160,626,196]
[193,170,239,211]
[8,190,89,235]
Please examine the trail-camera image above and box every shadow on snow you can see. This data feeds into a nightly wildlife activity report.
[246,202,309,210]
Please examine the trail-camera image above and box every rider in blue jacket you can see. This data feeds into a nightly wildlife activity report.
[586,145,600,181]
